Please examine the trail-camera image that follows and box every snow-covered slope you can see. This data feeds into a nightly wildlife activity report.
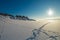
[0,15,60,40]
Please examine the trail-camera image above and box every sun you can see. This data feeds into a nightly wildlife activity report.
[48,8,53,16]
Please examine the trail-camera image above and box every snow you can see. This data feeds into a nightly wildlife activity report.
[0,16,60,40]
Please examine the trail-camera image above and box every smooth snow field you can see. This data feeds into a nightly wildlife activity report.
[0,16,60,40]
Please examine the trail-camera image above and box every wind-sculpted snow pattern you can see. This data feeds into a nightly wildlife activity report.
[26,23,60,40]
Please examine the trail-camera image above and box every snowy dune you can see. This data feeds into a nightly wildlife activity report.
[0,16,60,40]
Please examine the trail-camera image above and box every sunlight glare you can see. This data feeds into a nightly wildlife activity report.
[48,20,54,22]
[48,8,53,16]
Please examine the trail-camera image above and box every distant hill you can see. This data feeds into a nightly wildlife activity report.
[0,13,13,16]
[0,13,35,21]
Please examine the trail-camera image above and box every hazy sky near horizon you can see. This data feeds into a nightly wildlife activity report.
[0,0,60,19]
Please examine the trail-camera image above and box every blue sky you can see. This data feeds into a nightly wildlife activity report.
[0,0,60,19]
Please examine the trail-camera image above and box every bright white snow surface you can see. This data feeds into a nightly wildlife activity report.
[0,16,60,40]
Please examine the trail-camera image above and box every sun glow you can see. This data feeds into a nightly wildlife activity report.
[48,20,54,22]
[46,18,54,22]
[48,8,53,16]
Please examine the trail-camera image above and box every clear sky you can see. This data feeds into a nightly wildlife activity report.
[0,0,60,19]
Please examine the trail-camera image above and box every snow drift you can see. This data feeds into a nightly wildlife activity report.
[0,15,60,40]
